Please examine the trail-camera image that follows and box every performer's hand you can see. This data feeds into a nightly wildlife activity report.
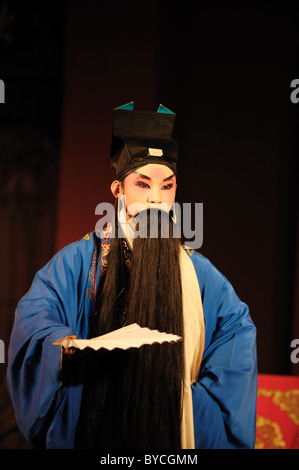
[55,335,77,359]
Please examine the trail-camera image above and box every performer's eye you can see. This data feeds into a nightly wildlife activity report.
[161,183,173,190]
[136,181,150,189]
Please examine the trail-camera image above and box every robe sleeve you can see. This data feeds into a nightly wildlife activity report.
[6,237,94,448]
[190,253,257,449]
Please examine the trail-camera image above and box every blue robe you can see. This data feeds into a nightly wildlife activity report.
[6,232,257,449]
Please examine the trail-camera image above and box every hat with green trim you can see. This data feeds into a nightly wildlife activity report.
[110,101,178,181]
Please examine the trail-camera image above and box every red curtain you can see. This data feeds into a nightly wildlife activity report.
[255,374,299,449]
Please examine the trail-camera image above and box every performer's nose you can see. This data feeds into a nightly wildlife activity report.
[148,199,161,204]
[147,188,162,204]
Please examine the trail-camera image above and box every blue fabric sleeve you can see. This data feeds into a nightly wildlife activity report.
[6,236,94,448]
[190,252,257,449]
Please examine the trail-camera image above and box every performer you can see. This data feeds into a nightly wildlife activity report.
[7,103,257,449]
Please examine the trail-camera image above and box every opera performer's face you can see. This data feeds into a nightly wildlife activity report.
[111,163,177,218]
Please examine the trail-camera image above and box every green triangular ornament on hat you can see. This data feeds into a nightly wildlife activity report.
[116,101,134,111]
[157,104,175,114]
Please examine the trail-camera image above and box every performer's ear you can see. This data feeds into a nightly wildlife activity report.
[110,180,122,198]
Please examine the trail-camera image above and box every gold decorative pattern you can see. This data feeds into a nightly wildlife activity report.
[258,389,299,425]
[255,415,286,449]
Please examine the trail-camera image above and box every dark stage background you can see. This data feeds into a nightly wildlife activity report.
[0,0,298,448]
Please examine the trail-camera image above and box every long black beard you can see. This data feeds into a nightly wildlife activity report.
[75,209,184,449]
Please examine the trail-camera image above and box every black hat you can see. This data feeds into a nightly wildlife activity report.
[110,102,178,181]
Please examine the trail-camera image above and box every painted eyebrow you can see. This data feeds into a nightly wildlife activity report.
[163,173,175,182]
[134,172,175,182]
